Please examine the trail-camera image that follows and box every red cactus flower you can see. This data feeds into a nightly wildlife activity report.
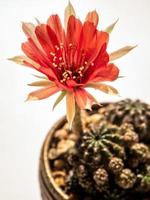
[10,2,135,126]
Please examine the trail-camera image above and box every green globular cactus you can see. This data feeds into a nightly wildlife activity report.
[67,120,150,199]
[99,99,150,142]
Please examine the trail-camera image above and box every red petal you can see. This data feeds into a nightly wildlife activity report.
[46,25,59,47]
[88,31,109,62]
[94,43,109,66]
[24,60,57,81]
[83,43,109,82]
[22,39,50,68]
[66,16,82,65]
[74,88,97,110]
[88,63,119,82]
[78,21,96,52]
[77,22,109,65]
[22,41,58,80]
[8,55,57,80]
[27,84,60,101]
[22,23,54,69]
[22,22,45,54]
[66,16,82,47]
[22,22,35,38]
[22,42,39,64]
[47,15,65,44]
[85,11,99,27]
[35,24,56,56]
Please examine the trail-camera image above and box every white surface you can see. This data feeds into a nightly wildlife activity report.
[0,0,150,199]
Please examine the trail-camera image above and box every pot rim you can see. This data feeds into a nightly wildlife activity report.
[43,116,70,200]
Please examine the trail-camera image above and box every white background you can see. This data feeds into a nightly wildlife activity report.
[0,0,150,199]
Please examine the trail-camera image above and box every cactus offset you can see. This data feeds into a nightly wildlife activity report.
[100,99,150,141]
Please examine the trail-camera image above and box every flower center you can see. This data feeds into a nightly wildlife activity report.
[60,66,85,83]
[50,43,94,84]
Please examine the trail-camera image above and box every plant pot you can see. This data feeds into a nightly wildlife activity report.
[39,106,105,200]
[39,116,71,200]
[39,102,150,200]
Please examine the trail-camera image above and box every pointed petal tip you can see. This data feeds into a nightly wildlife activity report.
[52,103,56,111]
[21,21,28,26]
[52,105,55,111]
[104,18,119,33]
[8,57,23,65]
[8,57,16,61]
[114,18,119,26]
[7,56,25,65]
[31,74,48,80]
[68,0,73,6]
[8,57,13,61]
[109,45,137,61]
[25,95,39,101]
[118,76,126,79]
[64,0,76,29]
[92,9,98,13]
[132,44,138,49]
[27,84,32,86]
[35,17,41,24]
[85,10,99,26]
[52,91,66,111]
[27,80,53,87]
[116,18,119,23]
[21,21,32,24]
